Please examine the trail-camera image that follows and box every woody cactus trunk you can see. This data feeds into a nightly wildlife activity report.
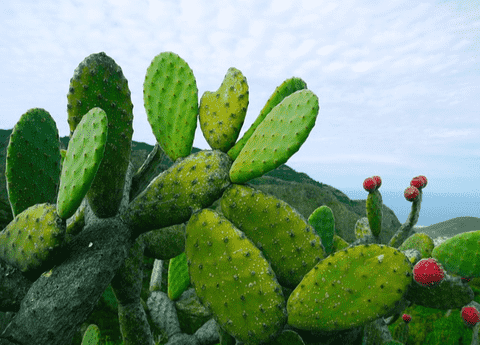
[0,51,475,345]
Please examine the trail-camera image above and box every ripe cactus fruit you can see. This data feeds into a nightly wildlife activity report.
[413,258,445,287]
[167,251,191,301]
[121,150,232,236]
[365,176,383,237]
[67,51,133,218]
[81,324,101,345]
[308,205,335,256]
[5,108,61,217]
[229,89,319,184]
[220,184,325,289]
[287,244,413,331]
[432,230,480,278]
[462,306,480,327]
[402,314,411,323]
[411,175,427,189]
[199,67,249,152]
[144,52,199,163]
[56,107,108,219]
[227,77,307,161]
[0,203,65,277]
[185,208,287,344]
[404,186,420,201]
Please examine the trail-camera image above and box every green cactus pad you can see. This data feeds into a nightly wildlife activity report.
[122,150,232,237]
[67,52,133,218]
[432,230,480,277]
[227,77,307,161]
[287,244,413,332]
[56,107,108,219]
[144,52,199,162]
[366,190,383,237]
[331,234,350,253]
[229,89,318,184]
[398,232,434,259]
[167,251,190,301]
[5,108,61,217]
[308,206,335,255]
[185,208,287,344]
[81,324,101,345]
[199,67,248,152]
[354,217,373,239]
[220,184,326,289]
[0,203,66,275]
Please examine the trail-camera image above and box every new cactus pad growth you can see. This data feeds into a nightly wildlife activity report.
[364,176,383,237]
[199,67,249,152]
[308,205,336,256]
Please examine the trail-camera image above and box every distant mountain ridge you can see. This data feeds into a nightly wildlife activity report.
[1,128,405,244]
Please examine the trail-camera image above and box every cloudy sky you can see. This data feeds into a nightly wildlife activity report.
[1,0,479,226]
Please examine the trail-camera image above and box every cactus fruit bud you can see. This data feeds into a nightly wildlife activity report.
[404,186,420,202]
[462,306,480,328]
[411,175,428,189]
[462,277,473,283]
[372,176,382,190]
[402,314,412,323]
[413,258,445,287]
[363,177,377,192]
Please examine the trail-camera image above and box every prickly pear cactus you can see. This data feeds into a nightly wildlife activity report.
[144,51,198,162]
[398,232,434,259]
[308,205,335,256]
[56,107,108,219]
[67,51,133,218]
[199,67,249,152]
[229,89,319,184]
[185,208,287,344]
[167,251,190,301]
[0,203,65,276]
[432,230,480,278]
[5,108,61,217]
[366,189,383,237]
[227,77,307,161]
[287,244,413,331]
[220,184,326,289]
[81,324,101,345]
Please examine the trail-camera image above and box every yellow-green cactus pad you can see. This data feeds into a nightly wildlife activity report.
[199,67,248,152]
[5,108,61,217]
[229,89,319,184]
[287,244,412,331]
[185,208,287,344]
[398,232,434,259]
[0,203,66,275]
[57,107,108,219]
[220,184,325,289]
[144,52,198,162]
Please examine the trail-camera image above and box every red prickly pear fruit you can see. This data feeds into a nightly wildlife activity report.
[461,306,480,328]
[363,177,376,192]
[411,175,427,189]
[404,186,420,202]
[462,277,472,283]
[402,314,412,323]
[413,258,445,287]
[372,176,382,190]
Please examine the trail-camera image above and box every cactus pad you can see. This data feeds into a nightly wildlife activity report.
[67,52,133,218]
[432,230,480,278]
[287,244,413,331]
[0,203,65,275]
[227,77,307,161]
[81,324,101,345]
[57,107,108,219]
[122,150,232,236]
[220,184,325,289]
[167,251,191,301]
[366,190,383,237]
[308,206,335,256]
[6,108,61,217]
[229,89,319,184]
[144,52,198,162]
[398,233,434,259]
[185,208,287,344]
[199,67,248,152]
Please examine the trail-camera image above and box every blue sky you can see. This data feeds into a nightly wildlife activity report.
[1,0,479,226]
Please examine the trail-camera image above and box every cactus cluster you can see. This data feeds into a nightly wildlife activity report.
[0,50,476,345]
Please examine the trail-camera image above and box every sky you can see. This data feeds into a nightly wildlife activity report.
[1,0,479,227]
